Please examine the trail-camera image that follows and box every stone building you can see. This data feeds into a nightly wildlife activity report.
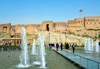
[54,22,66,32]
[68,16,100,37]
[25,24,41,33]
[0,16,100,38]
[0,23,11,33]
[68,20,75,31]
[84,16,100,29]
[68,18,84,31]
[10,25,15,33]
[15,24,24,33]
[68,16,100,31]
[42,21,53,31]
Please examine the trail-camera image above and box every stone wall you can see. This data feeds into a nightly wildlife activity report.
[42,21,53,31]
[0,23,11,33]
[10,25,15,33]
[54,22,66,32]
[15,24,24,33]
[84,16,100,29]
[25,24,41,33]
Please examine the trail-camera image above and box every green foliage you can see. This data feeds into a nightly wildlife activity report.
[98,34,100,38]
[9,33,11,35]
[93,36,98,40]
[76,30,81,32]
[14,41,16,46]
[45,47,50,50]
[78,34,80,36]
[0,46,21,50]
[69,32,75,35]
[82,34,90,37]
[87,29,100,31]
[1,32,6,33]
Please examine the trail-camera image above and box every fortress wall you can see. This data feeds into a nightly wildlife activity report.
[15,24,24,33]
[42,21,53,31]
[54,22,66,32]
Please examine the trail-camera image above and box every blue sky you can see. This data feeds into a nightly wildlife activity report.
[0,0,100,25]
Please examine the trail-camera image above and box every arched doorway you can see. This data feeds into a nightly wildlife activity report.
[46,24,49,31]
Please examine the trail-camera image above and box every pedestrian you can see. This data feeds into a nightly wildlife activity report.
[49,44,52,50]
[61,43,63,51]
[72,43,75,53]
[65,43,69,51]
[56,43,59,51]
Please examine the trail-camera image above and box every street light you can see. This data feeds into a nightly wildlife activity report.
[65,32,66,43]
[79,9,83,46]
[49,32,50,45]
[59,35,61,43]
[65,23,67,43]
[14,30,16,46]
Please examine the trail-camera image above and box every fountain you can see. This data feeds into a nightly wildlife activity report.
[42,35,46,55]
[96,39,99,52]
[86,40,88,50]
[84,38,94,53]
[84,41,87,50]
[16,27,30,68]
[31,39,37,55]
[40,35,46,68]
[91,40,94,51]
[33,34,41,65]
[88,37,91,51]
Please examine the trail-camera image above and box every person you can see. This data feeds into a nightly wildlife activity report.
[56,43,59,51]
[46,44,49,47]
[61,43,63,51]
[49,44,52,50]
[72,43,75,53]
[65,43,69,51]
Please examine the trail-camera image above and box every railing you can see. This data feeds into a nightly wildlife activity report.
[58,50,100,69]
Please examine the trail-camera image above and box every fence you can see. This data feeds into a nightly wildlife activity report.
[57,50,100,69]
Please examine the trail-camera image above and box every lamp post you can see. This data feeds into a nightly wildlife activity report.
[14,30,16,46]
[79,9,83,46]
[59,35,61,43]
[65,32,66,43]
[49,32,50,45]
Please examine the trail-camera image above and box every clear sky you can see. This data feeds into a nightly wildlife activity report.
[0,0,100,25]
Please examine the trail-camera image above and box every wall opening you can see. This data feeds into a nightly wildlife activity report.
[46,24,49,31]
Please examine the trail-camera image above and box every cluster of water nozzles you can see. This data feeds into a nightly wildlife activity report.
[84,37,99,53]
[17,27,46,68]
